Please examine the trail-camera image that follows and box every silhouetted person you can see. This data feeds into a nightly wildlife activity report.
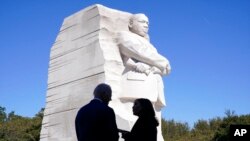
[121,98,159,141]
[75,83,119,141]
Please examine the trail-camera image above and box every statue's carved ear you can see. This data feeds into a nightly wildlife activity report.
[128,19,133,28]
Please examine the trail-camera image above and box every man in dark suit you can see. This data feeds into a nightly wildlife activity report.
[75,83,119,141]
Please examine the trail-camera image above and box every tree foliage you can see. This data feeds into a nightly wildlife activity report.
[0,106,43,141]
[0,106,249,141]
[162,110,250,141]
[162,119,190,141]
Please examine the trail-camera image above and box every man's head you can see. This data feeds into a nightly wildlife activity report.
[93,83,112,105]
[129,13,149,38]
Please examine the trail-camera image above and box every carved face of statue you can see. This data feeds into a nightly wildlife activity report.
[129,14,149,37]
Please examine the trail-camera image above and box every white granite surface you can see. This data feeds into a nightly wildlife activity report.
[41,4,170,141]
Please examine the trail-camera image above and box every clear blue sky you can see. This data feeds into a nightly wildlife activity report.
[0,0,249,127]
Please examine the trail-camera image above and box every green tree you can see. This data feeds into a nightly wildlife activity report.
[26,108,44,141]
[191,119,213,141]
[0,107,7,123]
[0,106,44,141]
[213,110,250,141]
[0,106,7,139]
[162,119,190,141]
[161,110,250,141]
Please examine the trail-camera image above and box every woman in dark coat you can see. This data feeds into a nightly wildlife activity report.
[121,98,159,141]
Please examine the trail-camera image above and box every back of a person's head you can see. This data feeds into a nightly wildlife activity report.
[94,83,112,103]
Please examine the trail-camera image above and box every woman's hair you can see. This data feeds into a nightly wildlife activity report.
[136,98,159,126]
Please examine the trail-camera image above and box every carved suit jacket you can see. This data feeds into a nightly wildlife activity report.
[117,31,170,73]
[117,31,170,106]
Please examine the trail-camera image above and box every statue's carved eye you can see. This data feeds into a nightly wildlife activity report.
[138,20,149,25]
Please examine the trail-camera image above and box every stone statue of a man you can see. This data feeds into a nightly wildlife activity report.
[116,13,171,141]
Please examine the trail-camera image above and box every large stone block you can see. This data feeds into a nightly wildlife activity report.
[41,4,131,141]
[41,4,167,141]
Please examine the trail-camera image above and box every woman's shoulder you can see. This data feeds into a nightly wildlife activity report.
[139,116,159,126]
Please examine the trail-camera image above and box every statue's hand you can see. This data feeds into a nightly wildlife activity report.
[164,63,171,75]
[151,67,163,76]
[135,62,150,75]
